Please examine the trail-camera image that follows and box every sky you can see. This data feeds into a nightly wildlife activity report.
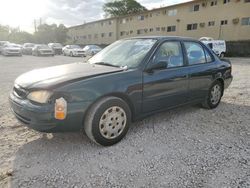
[0,0,190,33]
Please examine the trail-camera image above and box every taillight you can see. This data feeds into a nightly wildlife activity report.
[54,97,67,120]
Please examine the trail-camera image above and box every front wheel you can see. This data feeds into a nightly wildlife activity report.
[84,96,131,146]
[202,81,223,109]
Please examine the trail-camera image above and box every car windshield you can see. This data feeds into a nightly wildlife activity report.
[88,39,156,69]
[38,45,50,49]
[53,43,63,47]
[5,44,20,48]
[25,44,35,47]
[89,45,101,50]
[71,45,81,49]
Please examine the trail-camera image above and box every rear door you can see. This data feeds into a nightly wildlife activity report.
[183,41,216,101]
[142,41,189,113]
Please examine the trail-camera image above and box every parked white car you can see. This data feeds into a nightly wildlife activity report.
[62,45,85,57]
[199,37,226,58]
[0,41,10,54]
[2,43,22,56]
[83,45,102,56]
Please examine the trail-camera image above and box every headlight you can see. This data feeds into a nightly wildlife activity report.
[27,90,52,103]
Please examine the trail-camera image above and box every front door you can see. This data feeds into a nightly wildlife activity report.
[142,41,189,113]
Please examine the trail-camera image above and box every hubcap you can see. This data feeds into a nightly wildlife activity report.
[99,106,127,139]
[210,84,221,105]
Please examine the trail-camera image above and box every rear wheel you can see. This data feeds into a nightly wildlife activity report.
[84,96,131,146]
[202,80,223,109]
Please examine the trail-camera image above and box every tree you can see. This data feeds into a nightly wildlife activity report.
[103,0,147,17]
[34,24,68,44]
[0,25,10,40]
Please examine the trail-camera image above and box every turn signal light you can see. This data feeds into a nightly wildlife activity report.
[54,97,67,120]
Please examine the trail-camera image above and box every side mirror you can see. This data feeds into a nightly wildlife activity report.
[146,60,168,72]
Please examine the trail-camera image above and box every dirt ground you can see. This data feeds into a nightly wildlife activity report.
[0,56,249,188]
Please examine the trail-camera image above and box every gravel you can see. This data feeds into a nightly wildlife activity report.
[0,56,249,188]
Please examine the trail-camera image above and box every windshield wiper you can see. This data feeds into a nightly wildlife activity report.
[94,62,120,68]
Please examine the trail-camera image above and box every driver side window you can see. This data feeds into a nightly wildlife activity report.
[154,41,184,68]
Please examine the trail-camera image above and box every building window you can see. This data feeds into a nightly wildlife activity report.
[187,23,198,30]
[101,33,105,38]
[108,32,113,37]
[208,21,215,26]
[138,15,144,20]
[149,28,154,32]
[137,29,143,34]
[156,27,160,31]
[191,4,200,11]
[223,0,230,4]
[245,0,250,2]
[120,31,126,36]
[167,26,176,32]
[161,27,166,31]
[168,9,177,16]
[108,20,113,25]
[210,1,217,6]
[221,20,228,25]
[94,34,98,38]
[120,19,126,24]
[241,17,250,25]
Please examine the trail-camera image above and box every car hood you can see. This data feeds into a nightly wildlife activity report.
[5,47,21,50]
[15,63,123,89]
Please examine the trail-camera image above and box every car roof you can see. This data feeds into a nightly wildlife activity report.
[126,36,197,41]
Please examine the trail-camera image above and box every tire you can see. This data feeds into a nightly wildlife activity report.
[202,80,223,109]
[84,96,131,146]
[220,52,225,58]
[70,52,73,57]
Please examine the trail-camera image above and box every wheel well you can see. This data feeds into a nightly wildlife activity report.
[82,93,135,126]
[216,78,224,95]
[103,93,135,120]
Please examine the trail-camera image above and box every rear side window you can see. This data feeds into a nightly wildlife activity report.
[184,42,206,65]
[204,47,213,62]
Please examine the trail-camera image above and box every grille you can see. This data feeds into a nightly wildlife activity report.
[42,50,52,53]
[10,50,19,52]
[77,51,84,53]
[13,85,28,98]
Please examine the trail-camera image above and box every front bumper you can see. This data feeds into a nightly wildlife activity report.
[73,52,85,57]
[39,50,54,56]
[4,51,22,56]
[9,92,91,132]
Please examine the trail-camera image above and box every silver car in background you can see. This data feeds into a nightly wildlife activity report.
[48,43,63,55]
[83,45,102,56]
[32,44,54,56]
[2,43,22,56]
[22,43,35,55]
[62,45,85,57]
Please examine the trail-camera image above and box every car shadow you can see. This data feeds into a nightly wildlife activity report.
[9,101,250,187]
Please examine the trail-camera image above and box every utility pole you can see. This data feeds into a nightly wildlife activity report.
[34,19,37,32]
